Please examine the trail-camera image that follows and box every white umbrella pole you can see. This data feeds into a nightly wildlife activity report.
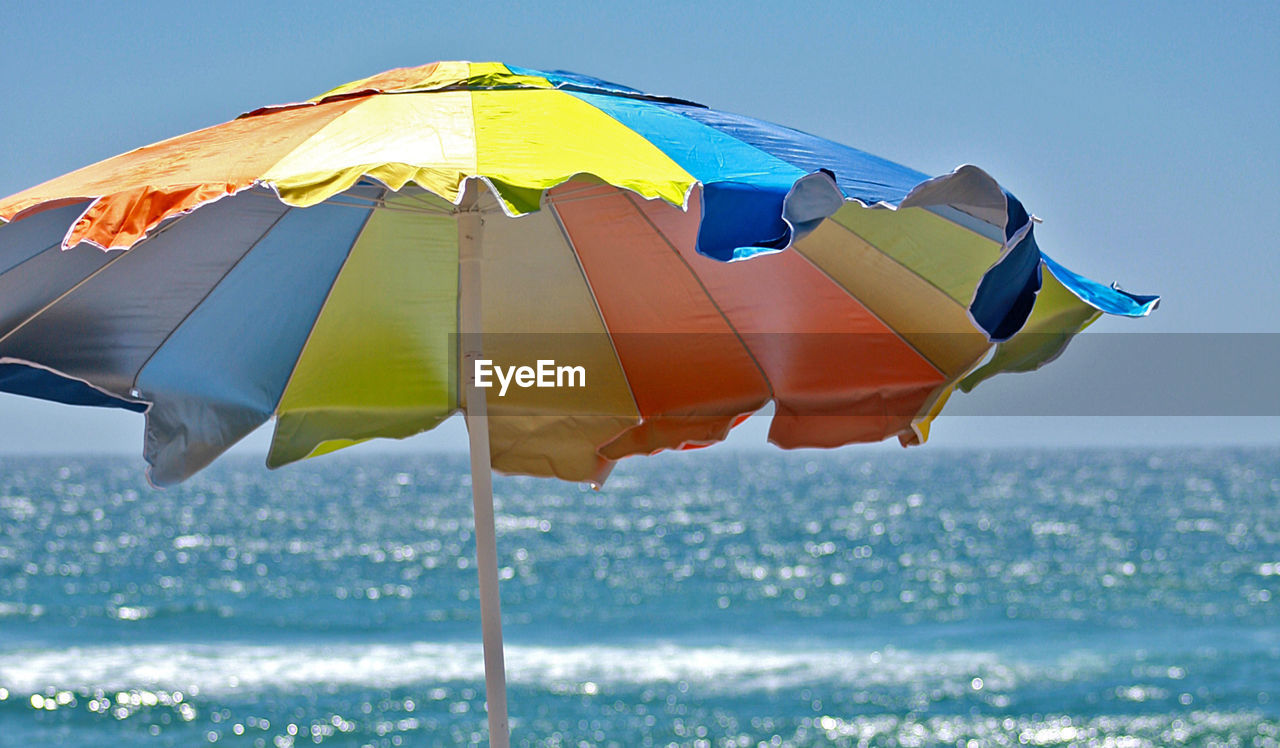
[458,207,511,747]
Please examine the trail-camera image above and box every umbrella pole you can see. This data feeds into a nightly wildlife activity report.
[459,207,511,748]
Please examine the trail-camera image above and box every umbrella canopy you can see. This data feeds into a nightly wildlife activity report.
[0,61,1157,746]
[0,61,1155,487]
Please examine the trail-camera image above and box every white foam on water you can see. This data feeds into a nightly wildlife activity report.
[0,641,1105,697]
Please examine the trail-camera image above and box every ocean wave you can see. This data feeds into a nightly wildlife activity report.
[0,641,1104,697]
[0,602,44,619]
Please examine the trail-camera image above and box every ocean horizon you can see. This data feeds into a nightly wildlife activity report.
[2,446,1278,746]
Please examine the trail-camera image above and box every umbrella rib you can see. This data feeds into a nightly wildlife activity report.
[243,189,451,216]
[619,191,777,402]
[268,189,385,423]
[0,209,195,350]
[327,194,453,215]
[324,197,432,214]
[538,183,617,204]
[128,204,297,393]
[927,204,1006,243]
[824,217,975,306]
[540,192,635,209]
[392,189,458,213]
[787,242,948,379]
[817,216,1003,376]
[0,236,67,287]
[544,197,642,421]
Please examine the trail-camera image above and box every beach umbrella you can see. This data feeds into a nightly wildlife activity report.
[0,61,1157,745]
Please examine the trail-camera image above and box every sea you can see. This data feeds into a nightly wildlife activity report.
[1,447,1278,747]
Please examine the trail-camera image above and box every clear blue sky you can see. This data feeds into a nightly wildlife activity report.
[1,1,1276,457]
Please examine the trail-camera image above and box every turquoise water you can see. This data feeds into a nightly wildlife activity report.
[1,447,1278,746]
